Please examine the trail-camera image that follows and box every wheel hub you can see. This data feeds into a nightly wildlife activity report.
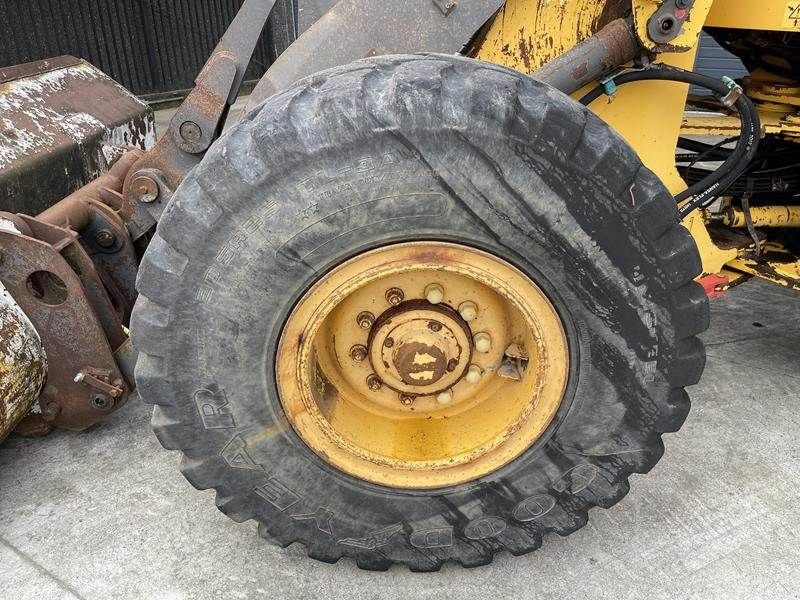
[368,301,473,396]
[276,242,569,489]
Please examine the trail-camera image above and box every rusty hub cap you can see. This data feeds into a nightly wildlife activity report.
[368,300,472,397]
[276,242,569,489]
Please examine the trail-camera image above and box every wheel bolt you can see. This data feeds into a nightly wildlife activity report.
[357,311,375,329]
[95,229,116,249]
[428,321,442,332]
[367,374,383,391]
[466,364,483,384]
[384,337,395,348]
[424,283,445,305]
[436,389,454,405]
[385,287,405,306]
[474,332,492,353]
[458,301,478,322]
[400,394,415,406]
[350,345,368,362]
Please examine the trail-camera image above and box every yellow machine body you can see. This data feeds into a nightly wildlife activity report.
[477,0,800,292]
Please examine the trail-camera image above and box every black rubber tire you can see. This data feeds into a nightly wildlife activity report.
[132,54,709,571]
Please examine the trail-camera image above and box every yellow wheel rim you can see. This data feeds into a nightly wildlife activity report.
[276,242,569,489]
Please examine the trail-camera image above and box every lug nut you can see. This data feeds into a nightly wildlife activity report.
[95,229,116,249]
[357,311,375,329]
[446,358,458,372]
[428,321,442,332]
[466,365,483,384]
[350,345,368,362]
[474,332,492,353]
[436,390,454,405]
[458,301,478,322]
[366,374,383,391]
[424,283,445,305]
[400,394,415,406]
[384,337,395,348]
[385,287,405,306]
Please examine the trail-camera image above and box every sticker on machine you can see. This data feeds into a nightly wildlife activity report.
[785,2,800,29]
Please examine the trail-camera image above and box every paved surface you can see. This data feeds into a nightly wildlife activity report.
[2,278,799,599]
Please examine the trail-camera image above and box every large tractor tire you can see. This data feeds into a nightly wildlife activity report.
[132,54,708,570]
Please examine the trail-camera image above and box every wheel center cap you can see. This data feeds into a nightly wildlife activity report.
[393,329,451,386]
[368,300,473,396]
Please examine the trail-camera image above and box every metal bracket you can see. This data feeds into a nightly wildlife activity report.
[718,75,744,108]
[647,0,696,46]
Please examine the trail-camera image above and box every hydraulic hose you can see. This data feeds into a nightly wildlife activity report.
[579,66,761,219]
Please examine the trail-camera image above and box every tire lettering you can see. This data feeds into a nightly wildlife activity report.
[291,507,334,536]
[552,464,598,494]
[254,477,300,512]
[513,494,556,522]
[339,523,403,550]
[194,387,235,429]
[220,434,261,471]
[464,516,506,540]
[410,527,454,549]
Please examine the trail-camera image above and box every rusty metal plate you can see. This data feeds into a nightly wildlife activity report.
[245,0,505,111]
[0,224,129,431]
[0,56,155,215]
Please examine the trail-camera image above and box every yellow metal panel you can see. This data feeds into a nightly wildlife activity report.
[632,0,714,51]
[706,0,800,31]
[476,0,626,74]
[477,0,800,281]
[681,111,800,139]
[727,256,800,290]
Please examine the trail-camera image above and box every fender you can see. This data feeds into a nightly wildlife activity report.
[245,0,505,112]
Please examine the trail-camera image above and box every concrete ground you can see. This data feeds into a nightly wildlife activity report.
[1,278,799,599]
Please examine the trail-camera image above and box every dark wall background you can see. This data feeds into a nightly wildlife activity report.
[0,0,298,99]
[0,2,746,100]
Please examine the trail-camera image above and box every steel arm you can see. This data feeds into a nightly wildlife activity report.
[122,0,280,234]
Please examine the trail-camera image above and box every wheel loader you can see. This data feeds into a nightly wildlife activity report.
[1,0,798,571]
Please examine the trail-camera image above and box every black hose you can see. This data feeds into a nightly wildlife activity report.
[579,66,761,218]
[676,137,734,160]
[683,135,739,184]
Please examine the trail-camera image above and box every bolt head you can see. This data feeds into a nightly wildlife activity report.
[179,120,203,144]
[357,311,375,329]
[474,332,492,353]
[350,345,368,362]
[131,174,160,203]
[400,394,415,406]
[458,301,478,322]
[428,320,443,332]
[385,287,405,306]
[466,365,483,384]
[366,374,383,391]
[436,390,453,405]
[95,229,116,249]
[91,393,113,410]
[425,283,445,304]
